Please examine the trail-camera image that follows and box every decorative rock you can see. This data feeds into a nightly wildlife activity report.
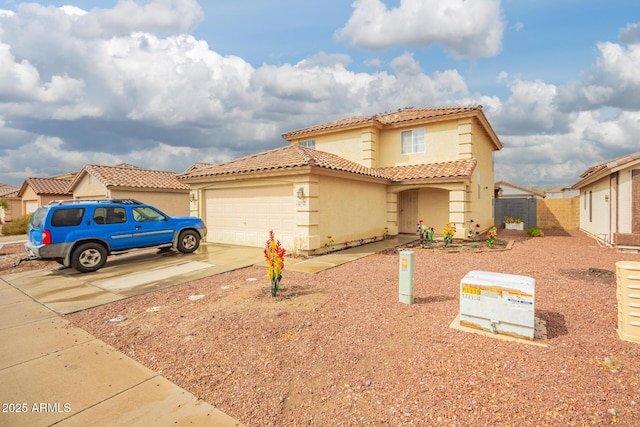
[108,316,127,323]
[145,306,161,312]
[607,408,618,416]
[604,357,614,367]
[188,294,205,301]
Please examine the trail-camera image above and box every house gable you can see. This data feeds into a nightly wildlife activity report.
[282,106,501,169]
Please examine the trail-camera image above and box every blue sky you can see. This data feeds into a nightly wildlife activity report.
[1,0,639,189]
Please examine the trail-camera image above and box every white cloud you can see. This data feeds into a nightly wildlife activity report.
[1,1,640,192]
[335,0,504,59]
[69,0,204,39]
[390,52,423,76]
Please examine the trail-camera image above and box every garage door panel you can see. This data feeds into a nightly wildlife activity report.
[206,186,294,248]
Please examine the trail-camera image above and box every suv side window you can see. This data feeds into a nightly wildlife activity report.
[51,208,85,227]
[133,207,166,222]
[93,207,127,225]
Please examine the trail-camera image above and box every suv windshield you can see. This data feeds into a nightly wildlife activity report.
[30,207,48,228]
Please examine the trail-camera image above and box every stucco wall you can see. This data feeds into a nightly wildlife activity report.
[468,120,496,230]
[378,121,458,167]
[72,174,109,198]
[617,168,633,234]
[416,188,450,232]
[317,175,387,248]
[112,190,189,217]
[312,129,368,166]
[537,197,579,230]
[579,177,611,243]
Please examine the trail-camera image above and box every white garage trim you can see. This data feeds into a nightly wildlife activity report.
[205,185,295,248]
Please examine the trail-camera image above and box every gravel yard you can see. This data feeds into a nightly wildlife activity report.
[8,230,640,426]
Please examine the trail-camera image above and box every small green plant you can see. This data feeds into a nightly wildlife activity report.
[526,227,544,237]
[383,226,390,239]
[0,198,9,209]
[323,235,335,253]
[486,226,497,247]
[1,214,32,235]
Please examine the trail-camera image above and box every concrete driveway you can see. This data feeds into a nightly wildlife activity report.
[1,243,265,314]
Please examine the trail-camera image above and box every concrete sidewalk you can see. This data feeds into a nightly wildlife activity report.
[0,279,245,427]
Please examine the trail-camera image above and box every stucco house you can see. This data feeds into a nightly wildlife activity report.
[0,184,20,223]
[18,177,74,215]
[179,106,502,254]
[573,151,640,250]
[68,164,190,216]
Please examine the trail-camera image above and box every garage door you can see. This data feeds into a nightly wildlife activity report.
[205,185,294,248]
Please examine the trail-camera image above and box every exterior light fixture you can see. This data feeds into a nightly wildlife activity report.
[297,188,304,200]
[189,192,197,202]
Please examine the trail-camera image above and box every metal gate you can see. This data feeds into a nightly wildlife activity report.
[494,197,537,229]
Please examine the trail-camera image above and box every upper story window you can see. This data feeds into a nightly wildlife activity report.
[299,139,316,149]
[401,128,425,154]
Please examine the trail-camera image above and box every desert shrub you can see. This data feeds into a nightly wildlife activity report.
[1,214,32,235]
[526,227,544,237]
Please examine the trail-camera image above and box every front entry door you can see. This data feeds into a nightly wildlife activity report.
[399,190,418,233]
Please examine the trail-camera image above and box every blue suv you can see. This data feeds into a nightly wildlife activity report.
[25,199,207,273]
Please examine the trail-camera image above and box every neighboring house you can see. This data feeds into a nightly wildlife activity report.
[68,164,190,216]
[18,177,74,214]
[545,185,579,199]
[494,180,545,229]
[0,184,20,223]
[494,180,546,199]
[573,151,640,249]
[179,106,502,254]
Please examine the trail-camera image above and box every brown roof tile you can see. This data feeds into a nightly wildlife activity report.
[179,145,388,180]
[179,145,477,183]
[578,151,640,180]
[23,178,73,195]
[0,185,19,198]
[282,106,484,139]
[78,165,189,190]
[380,159,477,181]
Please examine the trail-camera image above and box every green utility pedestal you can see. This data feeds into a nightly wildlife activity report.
[399,250,415,304]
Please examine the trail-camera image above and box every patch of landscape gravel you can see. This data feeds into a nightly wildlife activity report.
[17,230,640,425]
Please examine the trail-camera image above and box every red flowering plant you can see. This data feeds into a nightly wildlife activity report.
[264,230,286,297]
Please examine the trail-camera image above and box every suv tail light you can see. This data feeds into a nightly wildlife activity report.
[42,230,51,245]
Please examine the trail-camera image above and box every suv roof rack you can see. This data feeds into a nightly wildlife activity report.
[48,199,143,206]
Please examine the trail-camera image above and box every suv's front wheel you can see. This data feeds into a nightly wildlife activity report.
[177,230,200,253]
[72,242,108,273]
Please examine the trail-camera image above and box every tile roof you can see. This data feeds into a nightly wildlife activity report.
[379,159,477,181]
[179,145,477,183]
[22,178,73,195]
[578,151,640,180]
[179,145,389,180]
[0,185,19,198]
[76,164,189,190]
[282,106,485,139]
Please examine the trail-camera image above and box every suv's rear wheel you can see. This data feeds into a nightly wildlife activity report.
[177,230,200,253]
[72,243,107,273]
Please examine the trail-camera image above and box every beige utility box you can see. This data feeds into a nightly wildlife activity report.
[616,261,640,343]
